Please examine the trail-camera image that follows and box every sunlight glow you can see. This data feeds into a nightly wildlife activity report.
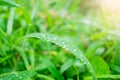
[101,0,120,14]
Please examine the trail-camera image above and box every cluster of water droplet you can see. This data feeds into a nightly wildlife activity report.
[26,33,96,79]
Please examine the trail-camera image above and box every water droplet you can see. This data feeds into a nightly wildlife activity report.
[79,54,82,57]
[15,73,18,77]
[65,47,69,51]
[73,49,77,52]
[61,41,65,45]
[41,34,45,38]
[89,70,93,73]
[84,62,87,65]
[53,37,57,41]
[19,76,22,79]
[63,45,67,48]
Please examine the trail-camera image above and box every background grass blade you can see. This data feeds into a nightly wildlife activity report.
[84,75,120,80]
[37,74,55,80]
[16,47,30,70]
[60,59,74,74]
[25,33,97,80]
[0,71,36,80]
[0,0,21,7]
[7,8,15,34]
[43,58,64,80]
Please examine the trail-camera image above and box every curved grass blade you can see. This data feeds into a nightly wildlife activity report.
[25,33,97,80]
[0,71,36,80]
[0,0,21,7]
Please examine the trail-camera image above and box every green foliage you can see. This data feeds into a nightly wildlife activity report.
[1,0,120,80]
[60,59,74,74]
[0,0,21,7]
[90,56,110,75]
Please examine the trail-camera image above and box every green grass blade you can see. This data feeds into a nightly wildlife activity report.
[60,59,74,74]
[43,58,65,80]
[0,0,21,7]
[25,33,97,80]
[37,74,55,80]
[30,0,39,20]
[16,47,30,70]
[84,75,120,80]
[0,71,36,80]
[90,56,110,75]
[109,64,120,73]
[7,8,15,34]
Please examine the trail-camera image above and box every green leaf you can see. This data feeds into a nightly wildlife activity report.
[109,64,120,73]
[24,33,97,80]
[84,56,111,80]
[16,47,30,70]
[84,75,120,80]
[0,71,36,80]
[37,74,55,80]
[91,32,107,40]
[113,40,120,66]
[0,0,21,7]
[90,56,110,75]
[43,58,65,80]
[60,59,75,74]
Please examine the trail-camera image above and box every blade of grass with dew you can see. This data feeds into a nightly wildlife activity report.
[0,0,21,7]
[42,58,64,80]
[24,33,97,80]
[0,70,36,80]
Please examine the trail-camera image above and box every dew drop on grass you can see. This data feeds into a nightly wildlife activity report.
[53,37,57,41]
[63,45,67,49]
[15,73,18,77]
[19,76,22,79]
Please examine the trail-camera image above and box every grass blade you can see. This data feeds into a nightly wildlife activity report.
[16,47,30,70]
[43,58,64,80]
[24,33,97,80]
[0,70,36,80]
[84,75,120,80]
[37,74,55,80]
[60,59,74,74]
[0,0,21,7]
[7,8,15,34]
